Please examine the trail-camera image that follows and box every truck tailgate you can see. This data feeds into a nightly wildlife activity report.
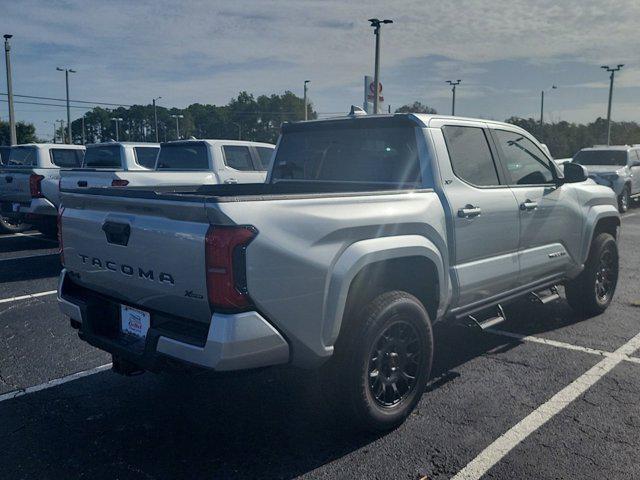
[61,191,213,324]
[60,169,119,189]
[0,169,33,203]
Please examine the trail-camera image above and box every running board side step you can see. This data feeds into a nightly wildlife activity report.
[466,304,507,330]
[529,286,561,305]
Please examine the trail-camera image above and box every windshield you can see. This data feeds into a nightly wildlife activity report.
[7,147,38,167]
[272,121,420,185]
[84,145,122,168]
[156,143,209,170]
[573,150,627,166]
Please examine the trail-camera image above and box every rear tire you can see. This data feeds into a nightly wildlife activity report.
[565,233,618,316]
[618,186,630,213]
[0,215,29,234]
[323,291,433,432]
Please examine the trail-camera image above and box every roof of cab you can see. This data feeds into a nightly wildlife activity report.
[86,141,160,148]
[160,139,275,148]
[13,143,86,149]
[580,145,636,152]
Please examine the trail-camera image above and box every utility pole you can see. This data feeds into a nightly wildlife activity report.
[56,66,76,143]
[368,18,392,114]
[56,119,64,143]
[171,114,183,139]
[81,114,86,144]
[303,80,310,121]
[111,117,122,141]
[446,80,461,116]
[540,85,557,126]
[152,96,161,142]
[601,64,624,146]
[3,34,17,145]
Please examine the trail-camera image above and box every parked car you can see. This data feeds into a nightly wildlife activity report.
[572,145,640,212]
[0,145,28,233]
[0,143,85,236]
[60,140,274,190]
[57,113,619,432]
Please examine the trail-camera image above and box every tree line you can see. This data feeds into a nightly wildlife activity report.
[3,98,639,159]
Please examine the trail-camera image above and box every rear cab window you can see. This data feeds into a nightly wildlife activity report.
[573,150,628,167]
[254,146,274,171]
[134,146,160,169]
[442,126,501,186]
[0,147,10,165]
[156,143,209,170]
[6,146,38,167]
[83,146,122,169]
[50,148,84,168]
[271,117,421,186]
[222,145,255,171]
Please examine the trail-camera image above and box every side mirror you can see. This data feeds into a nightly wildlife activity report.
[563,163,588,183]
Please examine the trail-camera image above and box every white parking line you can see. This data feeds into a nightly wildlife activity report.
[15,232,59,244]
[452,331,640,480]
[0,364,113,404]
[489,329,640,365]
[0,252,58,262]
[0,232,41,239]
[0,290,57,305]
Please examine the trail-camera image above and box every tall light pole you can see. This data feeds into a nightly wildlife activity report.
[446,80,462,116]
[601,64,624,146]
[3,34,17,145]
[111,117,123,141]
[152,96,161,142]
[303,80,310,121]
[368,18,393,114]
[56,67,76,143]
[171,114,184,139]
[540,85,557,126]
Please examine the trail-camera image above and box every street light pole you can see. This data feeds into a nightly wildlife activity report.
[57,66,76,143]
[368,18,393,114]
[152,96,161,142]
[601,64,624,146]
[3,34,17,145]
[303,80,310,121]
[446,80,461,116]
[171,114,184,139]
[540,85,557,126]
[111,117,123,141]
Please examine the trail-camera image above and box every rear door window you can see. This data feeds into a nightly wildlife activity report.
[134,146,160,169]
[0,147,10,165]
[156,143,209,170]
[223,146,254,171]
[83,146,122,168]
[254,146,274,171]
[493,130,555,185]
[50,148,83,168]
[7,147,38,167]
[442,126,500,186]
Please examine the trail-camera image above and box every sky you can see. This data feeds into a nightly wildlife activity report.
[2,0,640,139]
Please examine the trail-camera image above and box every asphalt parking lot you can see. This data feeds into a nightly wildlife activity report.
[1,213,639,480]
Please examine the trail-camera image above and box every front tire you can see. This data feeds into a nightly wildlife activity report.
[326,291,433,432]
[565,233,618,316]
[618,186,630,213]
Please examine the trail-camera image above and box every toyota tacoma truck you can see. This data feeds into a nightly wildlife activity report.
[60,139,274,190]
[0,143,85,235]
[572,145,640,212]
[57,113,620,431]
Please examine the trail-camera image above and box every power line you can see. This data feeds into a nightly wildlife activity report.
[0,98,96,110]
[0,92,132,107]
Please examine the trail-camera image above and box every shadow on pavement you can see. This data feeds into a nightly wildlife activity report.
[0,254,61,284]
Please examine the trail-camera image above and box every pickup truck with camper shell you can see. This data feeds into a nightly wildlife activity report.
[572,145,640,213]
[57,112,620,431]
[0,143,85,235]
[59,139,275,191]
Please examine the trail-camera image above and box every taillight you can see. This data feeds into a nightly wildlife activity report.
[111,179,129,187]
[205,225,257,311]
[57,206,65,265]
[29,174,44,198]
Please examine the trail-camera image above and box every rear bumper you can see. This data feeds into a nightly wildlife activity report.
[1,198,57,217]
[57,269,289,372]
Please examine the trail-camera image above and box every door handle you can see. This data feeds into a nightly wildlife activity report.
[520,200,538,211]
[224,178,238,184]
[458,205,482,218]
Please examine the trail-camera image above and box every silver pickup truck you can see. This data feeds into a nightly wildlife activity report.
[0,143,85,235]
[58,113,620,431]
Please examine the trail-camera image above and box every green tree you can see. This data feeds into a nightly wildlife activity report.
[395,102,437,114]
[0,120,37,145]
